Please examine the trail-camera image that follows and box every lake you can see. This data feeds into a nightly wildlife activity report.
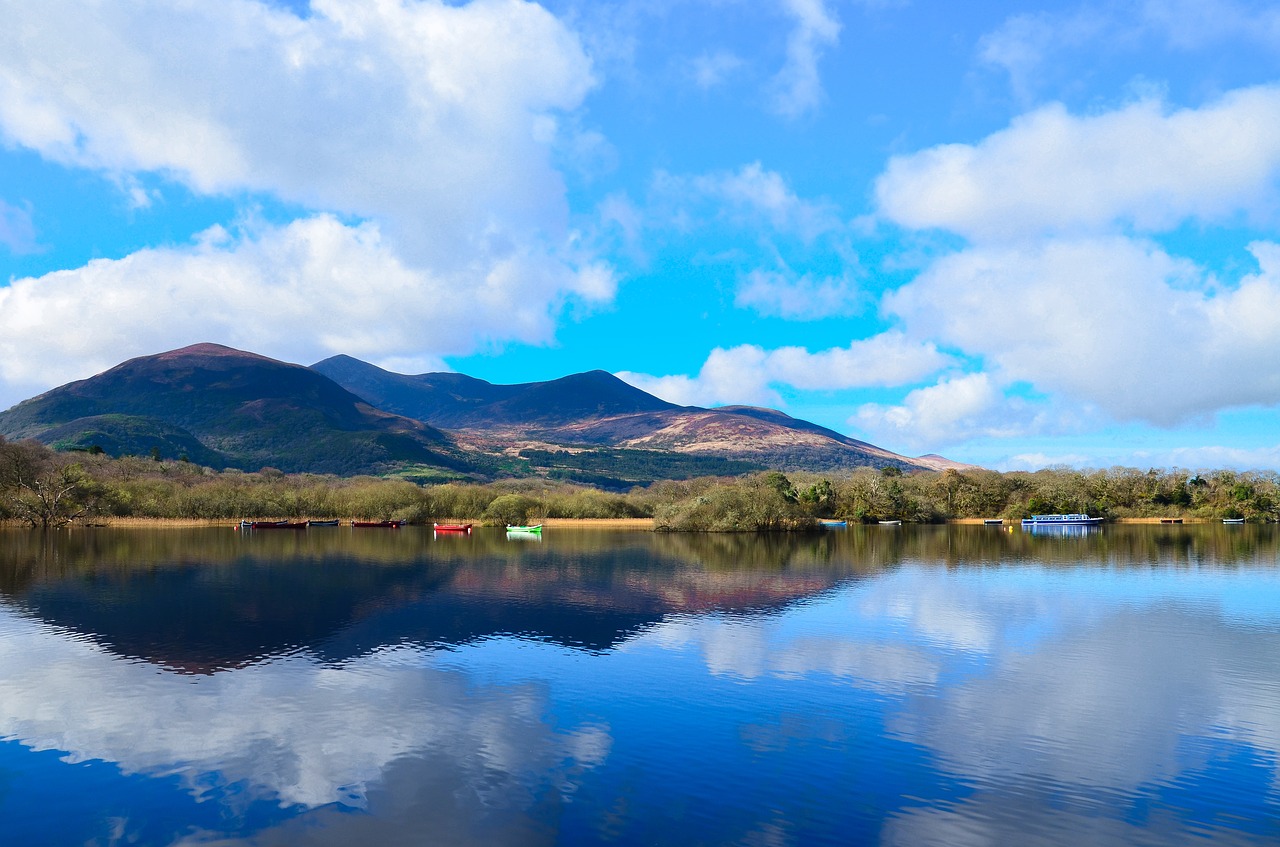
[1,524,1278,846]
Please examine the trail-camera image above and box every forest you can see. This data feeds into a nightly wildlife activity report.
[0,436,1275,529]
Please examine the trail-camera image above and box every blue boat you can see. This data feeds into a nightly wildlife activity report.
[1021,513,1104,527]
[819,520,847,528]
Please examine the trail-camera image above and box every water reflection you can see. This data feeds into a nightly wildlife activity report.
[0,525,1278,845]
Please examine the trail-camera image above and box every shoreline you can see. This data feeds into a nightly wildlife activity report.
[0,516,1240,530]
[1,517,659,530]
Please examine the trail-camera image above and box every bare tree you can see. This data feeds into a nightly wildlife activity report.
[0,438,98,528]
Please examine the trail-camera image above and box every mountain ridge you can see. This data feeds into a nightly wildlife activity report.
[0,344,966,478]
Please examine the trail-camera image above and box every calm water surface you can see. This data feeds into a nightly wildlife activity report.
[1,524,1278,845]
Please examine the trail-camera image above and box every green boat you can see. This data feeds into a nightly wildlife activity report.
[506,524,543,533]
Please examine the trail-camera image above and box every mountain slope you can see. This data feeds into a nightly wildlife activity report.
[313,356,941,473]
[0,344,469,475]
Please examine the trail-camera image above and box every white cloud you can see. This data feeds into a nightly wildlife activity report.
[0,0,617,405]
[876,85,1280,241]
[766,0,841,119]
[977,8,1111,104]
[734,268,862,319]
[677,161,843,240]
[980,1,1280,102]
[1001,444,1280,473]
[616,331,951,407]
[0,216,612,408]
[0,0,595,254]
[852,372,1055,451]
[882,237,1280,427]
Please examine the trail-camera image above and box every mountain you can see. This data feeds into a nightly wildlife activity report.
[312,355,943,474]
[0,344,468,475]
[311,355,679,428]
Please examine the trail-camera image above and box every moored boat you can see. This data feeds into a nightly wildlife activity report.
[434,523,472,533]
[307,519,340,527]
[352,520,403,528]
[505,524,543,533]
[1223,517,1246,524]
[983,518,1004,526]
[1020,514,1104,527]
[819,520,847,528]
[879,519,902,526]
[239,520,306,529]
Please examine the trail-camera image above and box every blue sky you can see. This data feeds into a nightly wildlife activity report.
[3,0,1280,470]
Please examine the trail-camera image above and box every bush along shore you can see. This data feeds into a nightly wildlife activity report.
[1,437,1277,529]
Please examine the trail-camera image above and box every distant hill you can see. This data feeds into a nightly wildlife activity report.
[313,355,944,474]
[0,344,470,475]
[311,355,679,428]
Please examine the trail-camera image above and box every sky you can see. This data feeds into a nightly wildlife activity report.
[2,0,1280,471]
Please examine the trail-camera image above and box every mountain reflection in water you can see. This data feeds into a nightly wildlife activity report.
[0,525,1278,846]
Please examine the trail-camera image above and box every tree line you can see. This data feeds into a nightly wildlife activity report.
[1,437,1276,529]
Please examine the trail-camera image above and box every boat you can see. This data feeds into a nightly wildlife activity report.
[1020,514,1104,527]
[506,524,543,533]
[878,519,902,526]
[983,519,1004,526]
[818,520,847,528]
[434,523,472,533]
[307,519,340,527]
[352,520,403,528]
[1159,518,1182,524]
[239,520,306,530]
[1223,517,1246,524]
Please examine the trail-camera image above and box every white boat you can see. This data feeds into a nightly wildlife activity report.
[878,519,902,526]
[1223,517,1246,524]
[1020,514,1104,527]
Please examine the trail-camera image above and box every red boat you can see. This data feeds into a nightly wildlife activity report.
[352,520,403,528]
[433,523,472,533]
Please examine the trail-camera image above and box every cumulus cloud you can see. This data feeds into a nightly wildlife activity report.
[876,85,1280,241]
[0,0,593,258]
[883,237,1280,427]
[868,84,1280,444]
[767,0,842,119]
[852,372,1067,451]
[0,0,614,403]
[616,331,951,407]
[0,216,612,407]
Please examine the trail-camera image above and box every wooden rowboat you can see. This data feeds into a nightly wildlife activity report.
[239,520,306,529]
[505,524,543,533]
[307,519,340,527]
[352,520,403,528]
[434,523,472,533]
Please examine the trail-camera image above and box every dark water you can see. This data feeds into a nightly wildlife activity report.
[1,524,1278,846]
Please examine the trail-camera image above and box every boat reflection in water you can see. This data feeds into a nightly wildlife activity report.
[1022,522,1103,537]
